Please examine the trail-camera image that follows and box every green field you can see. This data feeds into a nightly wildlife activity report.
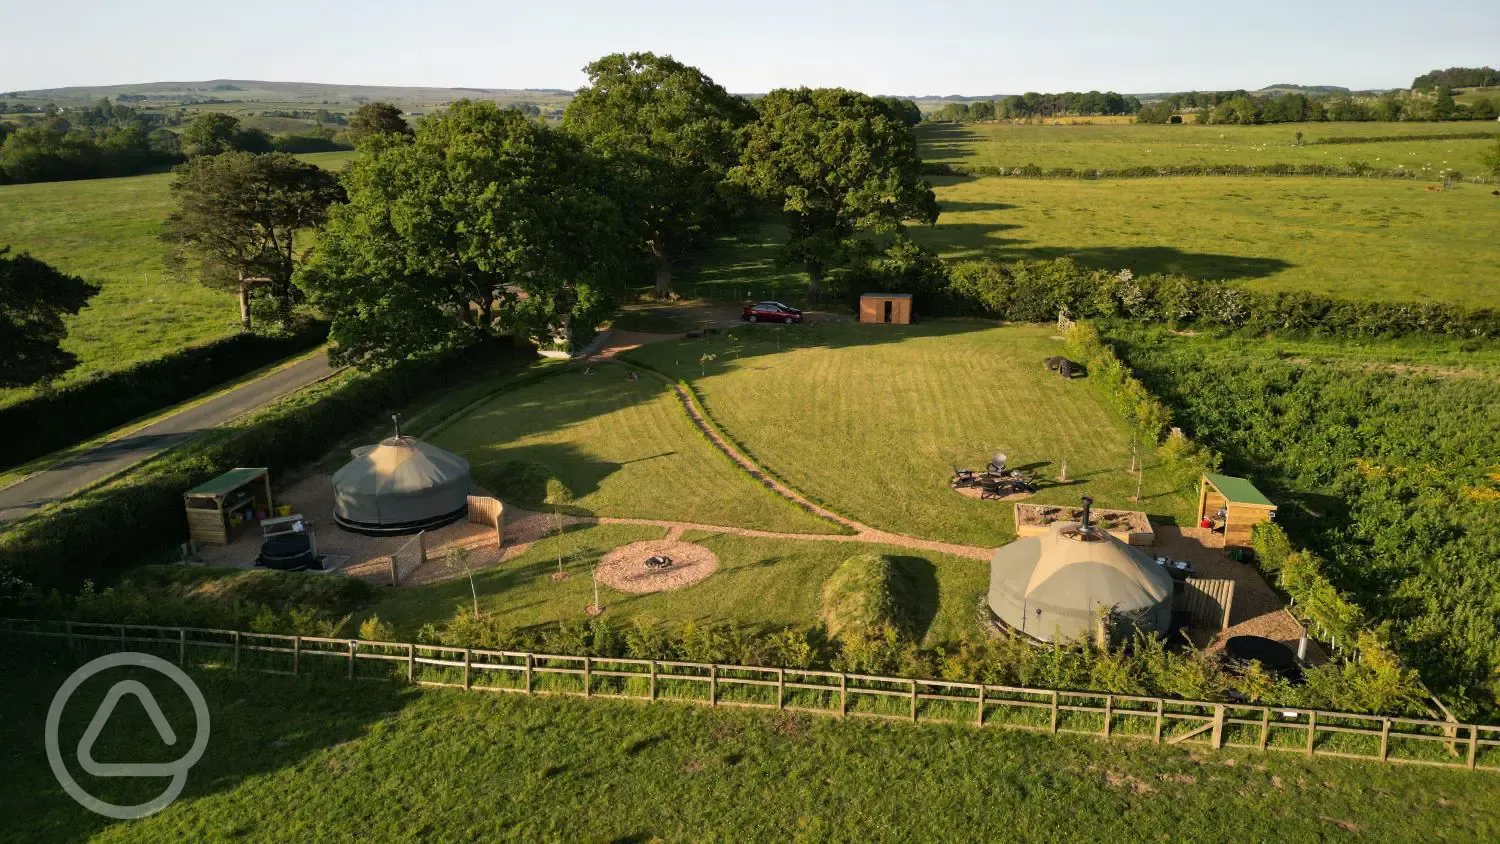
[5,658,1496,842]
[918,175,1500,305]
[0,151,352,408]
[622,323,1191,546]
[429,368,839,534]
[371,525,988,642]
[918,121,1500,174]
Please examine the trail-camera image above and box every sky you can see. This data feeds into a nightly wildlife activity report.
[3,0,1497,95]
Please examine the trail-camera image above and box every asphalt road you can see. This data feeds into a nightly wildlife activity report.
[0,353,337,526]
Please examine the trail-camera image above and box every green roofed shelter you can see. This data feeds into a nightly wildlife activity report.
[1197,473,1277,553]
[184,467,273,546]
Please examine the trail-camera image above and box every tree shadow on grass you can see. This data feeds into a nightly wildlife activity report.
[888,555,940,642]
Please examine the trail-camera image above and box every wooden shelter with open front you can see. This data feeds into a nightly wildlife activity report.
[1196,472,1277,553]
[859,293,912,324]
[183,467,273,546]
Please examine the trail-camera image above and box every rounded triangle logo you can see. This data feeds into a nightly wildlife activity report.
[45,652,211,820]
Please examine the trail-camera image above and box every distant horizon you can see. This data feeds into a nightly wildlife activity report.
[2,75,1404,102]
[4,0,1496,97]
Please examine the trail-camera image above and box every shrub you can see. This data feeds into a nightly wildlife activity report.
[820,553,912,641]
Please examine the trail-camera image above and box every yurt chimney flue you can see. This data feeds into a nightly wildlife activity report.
[391,413,402,439]
[1080,496,1093,531]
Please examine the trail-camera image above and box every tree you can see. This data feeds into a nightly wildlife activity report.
[161,152,344,330]
[1433,87,1457,120]
[564,52,752,298]
[347,101,411,142]
[181,112,244,157]
[0,247,99,387]
[1482,138,1500,179]
[731,87,939,300]
[296,100,634,366]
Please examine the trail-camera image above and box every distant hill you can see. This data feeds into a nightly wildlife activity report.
[0,79,575,110]
[1255,84,1352,96]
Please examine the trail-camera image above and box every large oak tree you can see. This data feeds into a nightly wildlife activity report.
[0,247,99,387]
[161,151,344,330]
[731,88,939,300]
[564,52,752,298]
[296,100,634,367]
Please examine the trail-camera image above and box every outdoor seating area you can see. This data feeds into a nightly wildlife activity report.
[951,452,1038,500]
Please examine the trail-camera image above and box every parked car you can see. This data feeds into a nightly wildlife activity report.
[741,301,803,324]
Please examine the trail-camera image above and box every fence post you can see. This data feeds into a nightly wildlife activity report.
[1468,726,1479,770]
[119,624,126,650]
[464,649,472,690]
[1379,718,1391,761]
[1050,691,1059,734]
[650,661,658,701]
[347,640,356,680]
[1212,704,1225,749]
[709,664,717,706]
[1103,696,1113,738]
[407,644,415,683]
[293,636,301,677]
[839,673,847,718]
[526,654,534,694]
[584,657,592,698]
[1260,708,1271,750]
[178,628,187,665]
[976,685,985,727]
[1306,711,1317,757]
[65,620,75,654]
[1154,699,1164,743]
[910,680,918,722]
[777,668,784,710]
[233,630,241,671]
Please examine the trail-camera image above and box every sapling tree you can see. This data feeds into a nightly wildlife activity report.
[445,547,480,617]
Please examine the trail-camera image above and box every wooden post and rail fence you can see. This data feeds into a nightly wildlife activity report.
[4,617,1496,774]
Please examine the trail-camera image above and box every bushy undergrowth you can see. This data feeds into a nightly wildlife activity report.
[1110,329,1500,718]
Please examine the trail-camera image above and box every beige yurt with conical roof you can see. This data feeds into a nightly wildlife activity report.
[988,500,1172,644]
[332,436,471,535]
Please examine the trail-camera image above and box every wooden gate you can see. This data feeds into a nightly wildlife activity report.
[1179,578,1235,631]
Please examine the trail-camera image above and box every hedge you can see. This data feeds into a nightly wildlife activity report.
[936,257,1500,341]
[922,162,1492,182]
[0,322,328,470]
[0,337,535,590]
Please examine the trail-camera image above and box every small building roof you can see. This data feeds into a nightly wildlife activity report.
[1204,472,1275,508]
[185,467,268,499]
[860,292,912,300]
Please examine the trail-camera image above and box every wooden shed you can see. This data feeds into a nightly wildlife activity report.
[859,293,912,324]
[184,467,273,546]
[1196,473,1277,553]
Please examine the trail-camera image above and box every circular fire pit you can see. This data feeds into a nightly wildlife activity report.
[595,540,718,593]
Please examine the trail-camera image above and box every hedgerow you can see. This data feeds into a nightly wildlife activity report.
[922,161,1495,182]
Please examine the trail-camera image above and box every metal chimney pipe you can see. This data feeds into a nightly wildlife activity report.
[1080,496,1093,530]
[392,413,402,439]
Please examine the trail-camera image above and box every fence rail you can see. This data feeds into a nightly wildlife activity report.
[4,618,1496,773]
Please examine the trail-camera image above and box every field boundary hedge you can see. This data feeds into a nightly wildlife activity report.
[923,162,1494,182]
[0,338,535,590]
[0,322,329,470]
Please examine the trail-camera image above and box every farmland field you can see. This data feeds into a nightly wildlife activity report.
[918,121,1500,174]
[918,175,1500,306]
[622,322,1193,546]
[3,657,1497,842]
[0,151,352,408]
[428,368,839,534]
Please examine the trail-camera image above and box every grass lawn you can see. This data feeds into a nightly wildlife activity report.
[918,121,1500,175]
[4,657,1496,842]
[0,151,352,408]
[428,367,839,534]
[622,322,1191,546]
[371,525,989,643]
[918,175,1500,306]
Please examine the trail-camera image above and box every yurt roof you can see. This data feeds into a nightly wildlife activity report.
[989,521,1173,624]
[332,436,470,495]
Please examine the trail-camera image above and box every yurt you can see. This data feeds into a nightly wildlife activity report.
[988,498,1173,644]
[332,435,471,535]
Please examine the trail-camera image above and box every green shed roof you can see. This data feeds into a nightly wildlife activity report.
[185,467,268,499]
[1204,473,1275,508]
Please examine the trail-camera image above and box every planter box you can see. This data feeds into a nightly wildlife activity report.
[1013,503,1155,547]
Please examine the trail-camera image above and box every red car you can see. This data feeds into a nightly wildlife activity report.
[741,301,803,324]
